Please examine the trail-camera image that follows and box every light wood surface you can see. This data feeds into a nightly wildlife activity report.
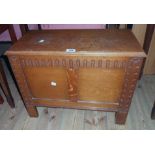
[0,60,155,129]
[119,24,127,29]
[143,30,155,74]
[132,24,147,47]
[78,68,125,102]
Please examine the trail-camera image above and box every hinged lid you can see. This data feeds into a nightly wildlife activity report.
[6,29,146,57]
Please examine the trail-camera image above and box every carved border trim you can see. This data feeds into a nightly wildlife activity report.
[9,56,33,105]
[20,57,128,69]
[119,57,143,111]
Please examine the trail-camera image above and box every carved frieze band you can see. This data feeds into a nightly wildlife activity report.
[20,57,128,69]
[9,56,33,105]
[119,58,143,111]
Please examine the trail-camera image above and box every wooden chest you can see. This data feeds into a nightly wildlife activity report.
[6,30,146,124]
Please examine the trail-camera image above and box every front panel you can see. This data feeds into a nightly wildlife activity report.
[23,67,69,100]
[78,68,125,102]
[19,55,129,107]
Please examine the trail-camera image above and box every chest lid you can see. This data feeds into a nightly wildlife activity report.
[6,29,146,57]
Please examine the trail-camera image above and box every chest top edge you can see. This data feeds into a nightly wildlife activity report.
[6,29,145,55]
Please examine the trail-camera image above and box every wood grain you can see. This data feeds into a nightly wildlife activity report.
[66,68,78,102]
[132,24,147,47]
[6,29,145,57]
[6,29,146,125]
[78,68,125,102]
[143,30,155,74]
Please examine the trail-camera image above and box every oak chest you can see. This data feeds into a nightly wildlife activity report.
[6,29,146,124]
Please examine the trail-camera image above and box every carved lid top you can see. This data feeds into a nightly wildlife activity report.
[6,29,146,57]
